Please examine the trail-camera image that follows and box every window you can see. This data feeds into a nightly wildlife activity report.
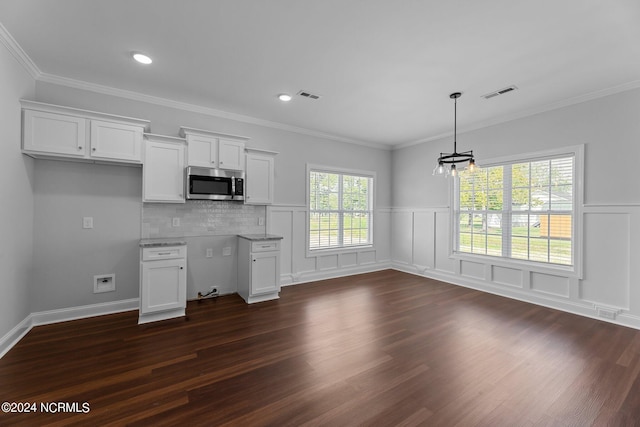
[308,166,374,251]
[455,147,581,267]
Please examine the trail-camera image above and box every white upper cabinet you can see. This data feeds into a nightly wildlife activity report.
[21,100,149,165]
[179,126,248,171]
[23,109,87,157]
[245,148,278,205]
[184,134,216,168]
[142,134,186,203]
[90,120,143,162]
[218,138,245,170]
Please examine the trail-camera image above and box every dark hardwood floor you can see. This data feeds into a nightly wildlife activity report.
[1,269,640,426]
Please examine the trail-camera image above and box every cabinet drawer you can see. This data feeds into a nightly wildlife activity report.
[251,240,280,252]
[142,245,186,261]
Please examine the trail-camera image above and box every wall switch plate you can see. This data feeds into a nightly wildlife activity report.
[83,217,93,229]
[223,247,232,256]
[172,217,180,227]
[258,217,265,226]
[206,248,213,258]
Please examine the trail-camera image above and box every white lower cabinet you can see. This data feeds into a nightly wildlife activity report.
[139,242,187,324]
[238,236,281,304]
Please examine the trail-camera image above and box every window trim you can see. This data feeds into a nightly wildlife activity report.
[450,144,584,278]
[306,163,376,257]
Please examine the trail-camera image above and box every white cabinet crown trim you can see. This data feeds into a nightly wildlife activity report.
[143,133,186,144]
[178,126,249,141]
[245,147,279,155]
[20,99,150,130]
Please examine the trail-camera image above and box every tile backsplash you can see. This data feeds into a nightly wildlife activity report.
[142,201,266,238]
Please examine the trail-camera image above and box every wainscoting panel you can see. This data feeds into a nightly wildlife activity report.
[271,205,391,286]
[271,209,293,277]
[435,210,455,273]
[359,251,377,265]
[391,211,413,266]
[531,272,570,298]
[413,211,435,270]
[460,260,485,280]
[390,205,640,330]
[492,266,523,288]
[580,212,631,309]
[340,253,358,268]
[318,255,338,270]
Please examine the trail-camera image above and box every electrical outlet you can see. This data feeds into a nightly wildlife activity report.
[597,308,617,320]
[223,246,232,256]
[83,217,93,229]
[258,217,265,226]
[206,248,213,258]
[172,217,180,227]
[93,274,115,293]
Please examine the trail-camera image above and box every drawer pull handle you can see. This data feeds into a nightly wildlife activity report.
[157,252,171,255]
[180,267,183,270]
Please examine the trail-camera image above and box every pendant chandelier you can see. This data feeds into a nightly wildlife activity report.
[433,92,477,177]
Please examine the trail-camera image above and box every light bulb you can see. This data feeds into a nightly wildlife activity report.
[450,164,458,177]
[132,53,152,65]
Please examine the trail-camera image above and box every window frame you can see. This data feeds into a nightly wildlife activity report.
[306,163,375,256]
[451,145,584,278]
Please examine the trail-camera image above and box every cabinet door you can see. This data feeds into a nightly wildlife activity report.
[140,259,186,314]
[218,139,245,170]
[251,251,280,295]
[90,120,143,163]
[187,135,217,168]
[143,140,185,203]
[245,154,274,205]
[23,110,87,157]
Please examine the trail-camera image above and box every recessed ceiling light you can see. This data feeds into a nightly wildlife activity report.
[132,52,152,65]
[278,93,292,102]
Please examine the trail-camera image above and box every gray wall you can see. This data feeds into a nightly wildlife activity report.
[392,88,640,208]
[31,160,142,312]
[0,42,36,339]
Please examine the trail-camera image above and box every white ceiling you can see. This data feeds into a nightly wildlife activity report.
[1,0,639,148]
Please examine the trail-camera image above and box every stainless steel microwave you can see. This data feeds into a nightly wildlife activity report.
[186,167,244,201]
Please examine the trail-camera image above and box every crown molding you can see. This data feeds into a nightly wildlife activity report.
[395,79,640,150]
[37,73,393,151]
[0,21,41,79]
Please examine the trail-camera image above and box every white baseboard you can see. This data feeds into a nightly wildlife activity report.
[281,261,392,287]
[0,298,139,359]
[391,262,640,330]
[30,298,139,327]
[0,315,33,359]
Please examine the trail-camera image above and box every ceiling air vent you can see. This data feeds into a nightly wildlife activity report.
[297,90,322,100]
[482,85,518,100]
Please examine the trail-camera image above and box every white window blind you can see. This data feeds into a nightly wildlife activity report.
[456,154,575,266]
[309,169,373,251]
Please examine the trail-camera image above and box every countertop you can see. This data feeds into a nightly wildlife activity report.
[139,238,188,248]
[238,234,284,241]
